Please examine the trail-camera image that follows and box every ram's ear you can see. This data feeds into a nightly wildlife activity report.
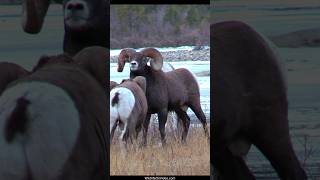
[33,54,73,72]
[73,46,108,88]
[133,76,146,93]
[110,81,118,91]
[32,55,51,72]
[0,62,29,95]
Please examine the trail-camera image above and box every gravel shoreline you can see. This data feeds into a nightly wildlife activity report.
[110,48,210,63]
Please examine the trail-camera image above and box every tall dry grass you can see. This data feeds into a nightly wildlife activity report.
[110,116,210,176]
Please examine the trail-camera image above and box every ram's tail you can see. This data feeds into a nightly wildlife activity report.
[111,92,120,107]
[5,97,30,143]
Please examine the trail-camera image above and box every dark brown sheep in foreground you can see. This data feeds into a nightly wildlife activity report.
[0,46,108,180]
[211,21,307,179]
[117,47,209,146]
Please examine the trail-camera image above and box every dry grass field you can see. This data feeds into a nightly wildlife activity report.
[110,117,210,176]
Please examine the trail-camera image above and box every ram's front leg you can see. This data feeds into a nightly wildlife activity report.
[142,113,151,146]
[158,109,169,146]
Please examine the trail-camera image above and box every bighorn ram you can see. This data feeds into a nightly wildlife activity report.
[117,48,209,145]
[110,76,148,153]
[110,65,180,137]
[22,0,109,56]
[0,46,108,180]
[211,21,307,179]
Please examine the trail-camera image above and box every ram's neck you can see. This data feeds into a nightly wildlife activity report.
[63,27,108,56]
[129,66,152,79]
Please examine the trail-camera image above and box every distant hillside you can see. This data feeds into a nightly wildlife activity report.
[110,5,210,49]
[270,28,320,48]
[0,0,61,4]
[0,0,21,4]
[0,3,210,48]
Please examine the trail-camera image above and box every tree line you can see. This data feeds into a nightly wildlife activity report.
[0,0,61,4]
[110,5,210,49]
[0,2,210,49]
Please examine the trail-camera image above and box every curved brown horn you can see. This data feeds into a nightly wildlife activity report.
[73,46,108,88]
[117,48,136,72]
[140,48,163,71]
[21,0,50,34]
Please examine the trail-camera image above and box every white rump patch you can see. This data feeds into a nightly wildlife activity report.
[110,87,135,140]
[0,82,80,180]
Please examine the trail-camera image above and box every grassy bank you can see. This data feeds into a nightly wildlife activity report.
[110,124,210,176]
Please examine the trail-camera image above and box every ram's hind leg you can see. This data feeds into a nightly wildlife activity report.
[119,122,129,156]
[110,119,118,143]
[189,101,209,140]
[212,142,255,180]
[252,111,307,180]
[175,108,190,143]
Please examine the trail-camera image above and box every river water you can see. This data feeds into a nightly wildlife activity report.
[110,55,211,122]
